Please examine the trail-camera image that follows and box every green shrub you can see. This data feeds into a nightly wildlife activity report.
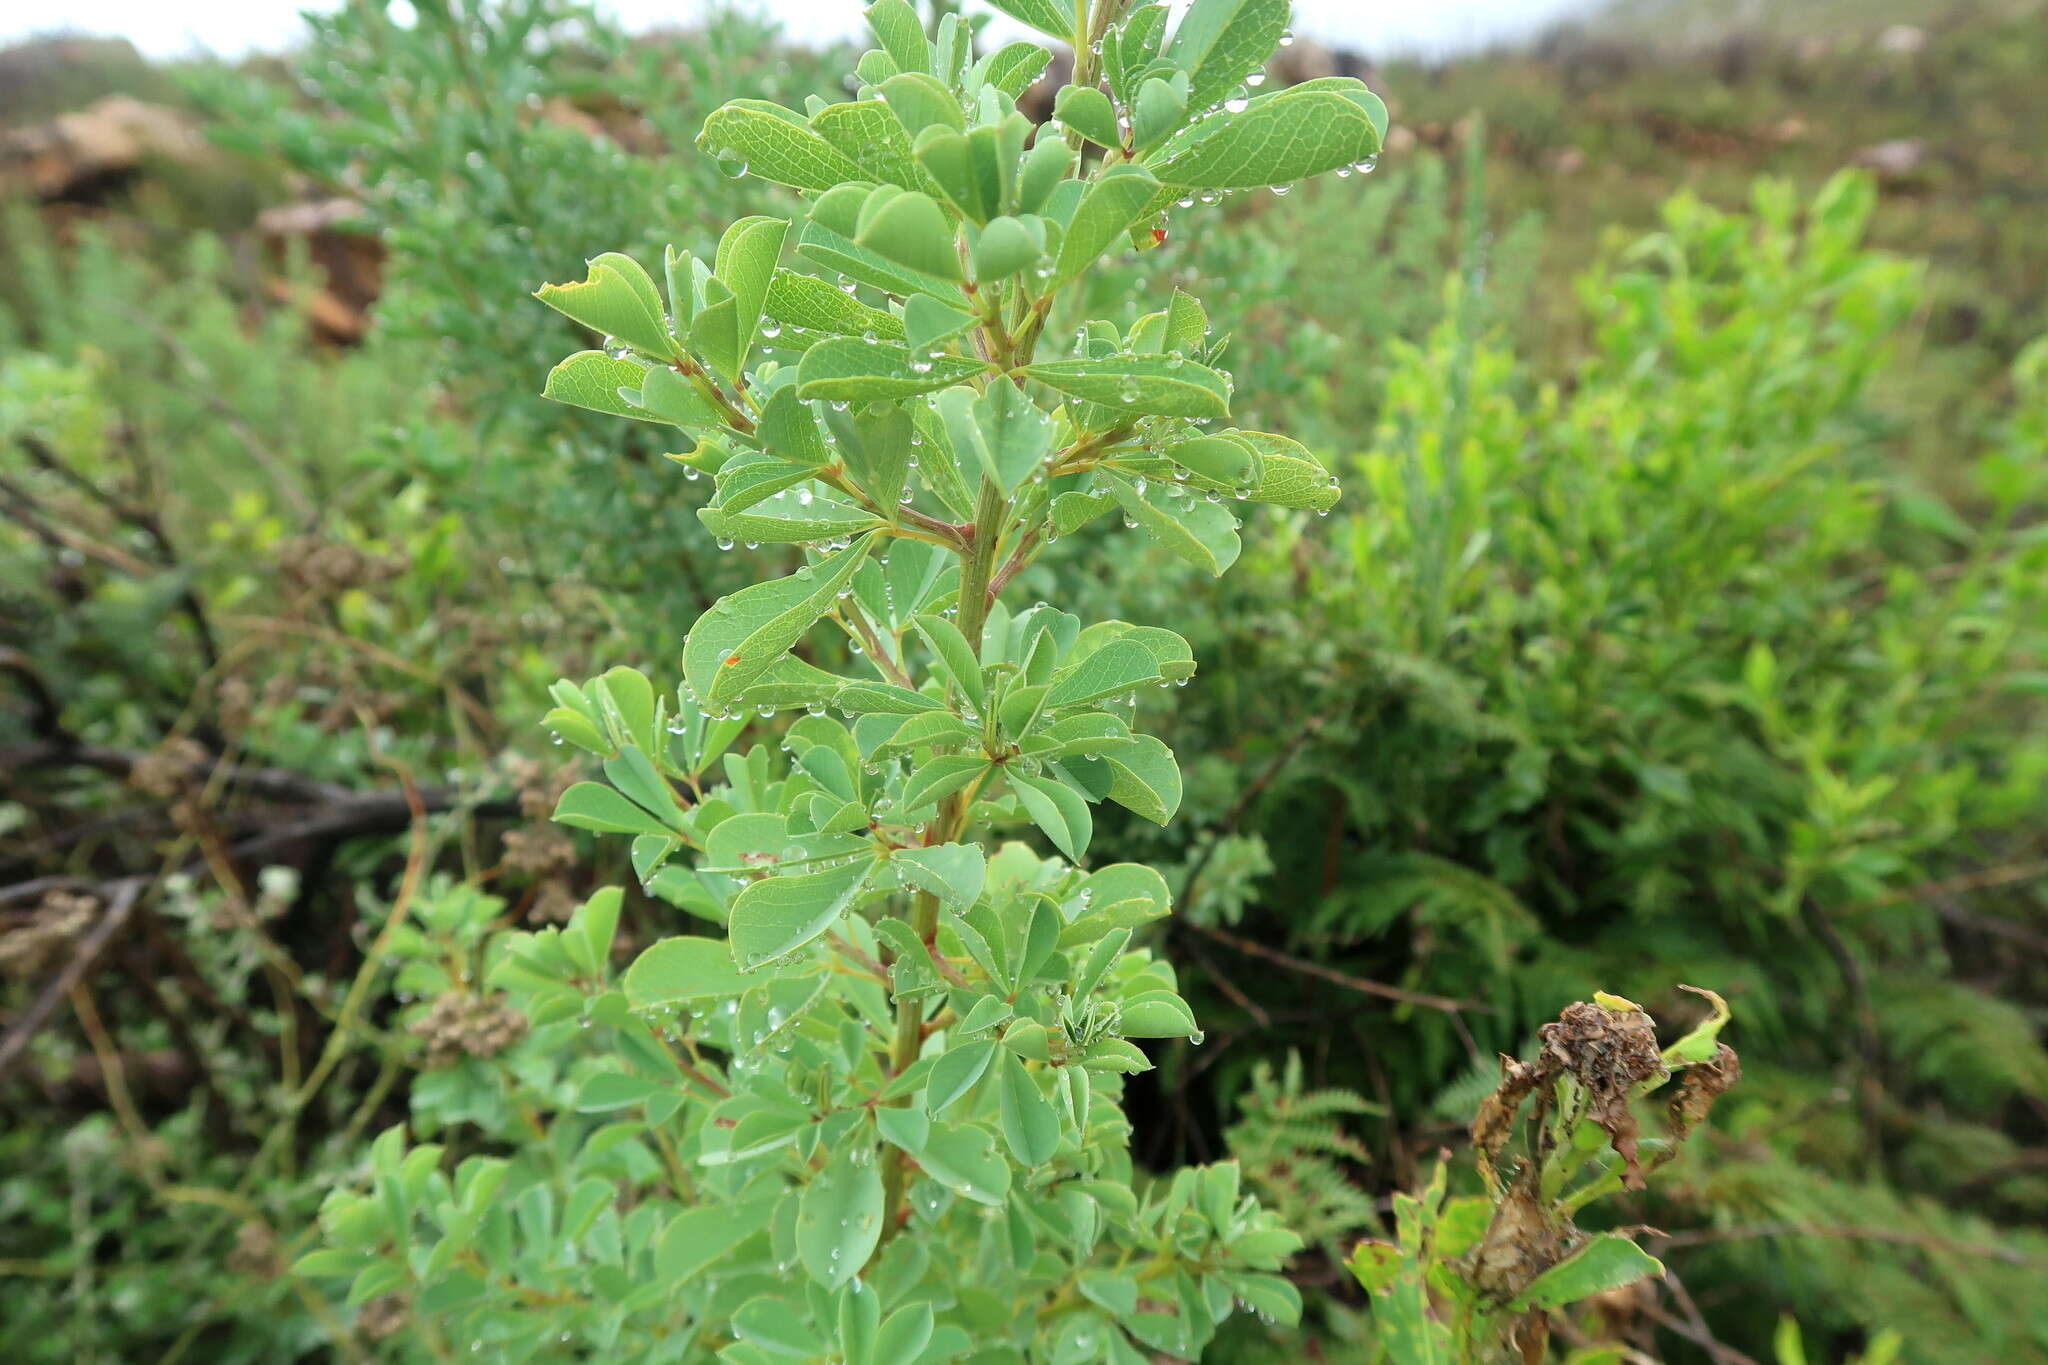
[190,1,841,631]
[1145,170,2048,1360]
[298,0,1396,1357]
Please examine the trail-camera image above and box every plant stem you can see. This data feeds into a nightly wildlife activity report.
[873,474,1010,1257]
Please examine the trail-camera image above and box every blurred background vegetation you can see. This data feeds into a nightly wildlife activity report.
[1,1,2041,1361]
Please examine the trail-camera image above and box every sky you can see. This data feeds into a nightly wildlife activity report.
[3,0,1604,62]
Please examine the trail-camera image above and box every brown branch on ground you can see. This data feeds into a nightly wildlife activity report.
[1183,919,1488,1015]
[0,780,515,1081]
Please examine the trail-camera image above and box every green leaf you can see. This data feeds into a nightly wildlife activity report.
[874,915,943,997]
[292,1249,377,1280]
[682,537,875,710]
[554,782,671,836]
[1165,289,1209,352]
[534,254,675,359]
[755,389,832,467]
[1016,136,1070,215]
[801,212,961,300]
[973,215,1045,282]
[854,188,963,280]
[1009,768,1092,861]
[542,705,612,755]
[693,216,788,382]
[700,99,870,191]
[796,337,985,401]
[1346,1242,1401,1294]
[1116,989,1198,1038]
[1103,471,1240,573]
[879,73,964,136]
[1102,733,1182,824]
[914,125,1019,225]
[623,936,753,1010]
[728,855,878,969]
[1227,1273,1302,1329]
[876,1103,931,1153]
[1050,166,1161,288]
[763,268,904,341]
[911,613,988,710]
[796,1146,885,1289]
[634,365,725,430]
[1023,356,1230,420]
[995,1052,1060,1165]
[893,843,987,907]
[734,1297,827,1356]
[901,754,990,814]
[873,1302,936,1365]
[1165,0,1291,112]
[1662,985,1733,1065]
[935,382,1054,495]
[1046,639,1163,708]
[1236,429,1339,510]
[837,681,948,715]
[1053,86,1121,150]
[1078,1270,1139,1317]
[574,1070,666,1112]
[919,1122,1012,1205]
[716,455,822,520]
[1508,1235,1665,1312]
[866,2,929,84]
[1069,863,1172,937]
[541,351,659,421]
[1153,82,1387,190]
[818,100,938,197]
[982,0,1072,41]
[700,494,883,547]
[602,747,686,829]
[927,1039,998,1115]
[981,43,1052,101]
[1132,75,1190,149]
[1164,433,1259,486]
[904,294,976,356]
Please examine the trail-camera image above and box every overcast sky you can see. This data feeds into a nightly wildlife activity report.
[4,0,1602,62]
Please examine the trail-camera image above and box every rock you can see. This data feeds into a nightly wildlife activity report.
[1876,24,1928,55]
[257,197,386,343]
[1853,137,1929,179]
[0,94,206,202]
[1547,146,1587,175]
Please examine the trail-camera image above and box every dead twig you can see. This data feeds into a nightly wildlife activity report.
[1183,919,1488,1015]
[0,879,143,1079]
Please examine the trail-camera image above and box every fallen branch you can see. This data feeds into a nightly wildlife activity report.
[1181,919,1488,1015]
[0,782,514,1080]
[0,878,141,1079]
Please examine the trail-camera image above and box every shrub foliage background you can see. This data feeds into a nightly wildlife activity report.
[0,0,2043,1361]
